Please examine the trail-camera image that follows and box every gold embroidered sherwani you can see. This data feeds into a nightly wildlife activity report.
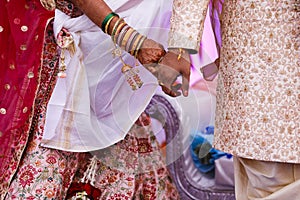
[169,0,300,163]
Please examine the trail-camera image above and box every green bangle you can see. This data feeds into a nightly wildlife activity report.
[101,12,119,33]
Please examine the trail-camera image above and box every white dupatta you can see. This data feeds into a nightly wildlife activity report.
[41,0,172,152]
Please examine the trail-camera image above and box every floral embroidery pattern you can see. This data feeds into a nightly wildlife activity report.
[55,0,83,18]
[19,165,37,188]
[214,0,300,163]
[71,124,180,200]
[5,2,180,199]
[5,21,81,200]
[168,0,210,52]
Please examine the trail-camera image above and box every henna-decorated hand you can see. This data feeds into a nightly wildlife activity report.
[137,39,191,97]
[136,38,166,65]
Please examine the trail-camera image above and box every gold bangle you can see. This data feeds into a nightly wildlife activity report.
[158,80,165,86]
[111,18,124,39]
[158,55,164,63]
[113,22,127,44]
[134,35,147,58]
[121,27,135,49]
[105,15,117,34]
[130,34,143,56]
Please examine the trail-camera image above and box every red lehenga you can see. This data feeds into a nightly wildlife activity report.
[0,0,60,196]
[0,0,179,199]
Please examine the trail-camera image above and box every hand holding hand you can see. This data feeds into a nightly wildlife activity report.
[156,48,191,97]
[136,38,166,65]
[136,39,191,97]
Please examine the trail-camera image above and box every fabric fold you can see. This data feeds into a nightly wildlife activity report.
[41,0,171,152]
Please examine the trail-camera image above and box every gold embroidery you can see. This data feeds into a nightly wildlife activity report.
[20,45,27,51]
[23,107,28,113]
[9,64,15,70]
[40,0,56,11]
[21,25,28,32]
[4,84,10,90]
[214,0,300,163]
[28,72,34,78]
[0,108,6,115]
[168,0,209,52]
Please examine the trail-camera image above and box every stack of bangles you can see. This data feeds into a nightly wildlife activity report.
[101,12,147,58]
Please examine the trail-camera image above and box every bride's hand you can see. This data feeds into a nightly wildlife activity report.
[137,39,191,97]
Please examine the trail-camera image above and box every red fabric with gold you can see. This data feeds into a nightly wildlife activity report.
[0,0,54,195]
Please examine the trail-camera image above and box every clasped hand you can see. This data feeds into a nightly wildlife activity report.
[137,38,191,97]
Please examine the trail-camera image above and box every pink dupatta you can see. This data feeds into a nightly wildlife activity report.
[0,0,53,194]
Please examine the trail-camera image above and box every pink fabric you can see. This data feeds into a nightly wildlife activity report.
[0,0,54,195]
[190,3,221,86]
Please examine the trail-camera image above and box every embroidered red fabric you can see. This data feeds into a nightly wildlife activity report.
[0,0,54,193]
[66,182,102,200]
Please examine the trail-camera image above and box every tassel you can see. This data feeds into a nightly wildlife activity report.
[58,47,67,78]
[81,155,98,186]
[112,46,143,90]
[71,191,88,200]
[57,28,75,78]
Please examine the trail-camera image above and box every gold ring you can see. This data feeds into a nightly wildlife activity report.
[158,56,164,63]
[158,80,164,86]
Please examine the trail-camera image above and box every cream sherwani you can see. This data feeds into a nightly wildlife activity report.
[169,0,300,164]
[169,0,300,199]
[168,0,210,53]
